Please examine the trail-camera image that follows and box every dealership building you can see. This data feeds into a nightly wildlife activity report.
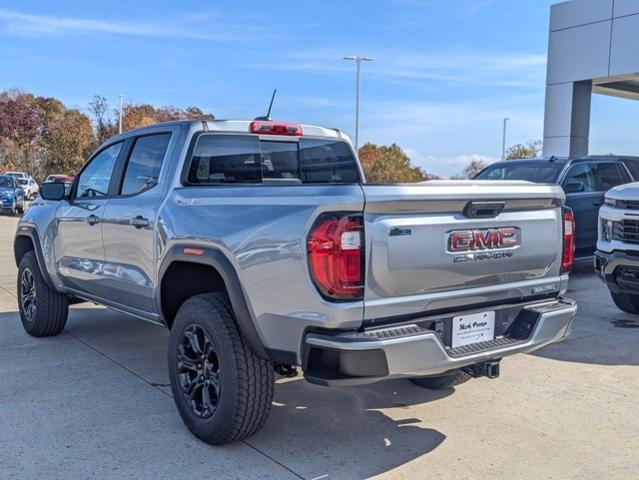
[544,0,639,158]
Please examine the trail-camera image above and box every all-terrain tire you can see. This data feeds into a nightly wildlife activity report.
[611,291,639,314]
[17,198,25,214]
[18,251,69,337]
[168,293,274,445]
[410,369,471,389]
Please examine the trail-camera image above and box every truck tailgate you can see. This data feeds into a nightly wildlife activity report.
[362,181,567,320]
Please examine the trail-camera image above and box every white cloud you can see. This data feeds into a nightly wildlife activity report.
[240,49,547,88]
[353,96,544,178]
[0,8,254,41]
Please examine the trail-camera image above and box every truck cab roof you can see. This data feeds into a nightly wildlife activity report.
[109,119,350,145]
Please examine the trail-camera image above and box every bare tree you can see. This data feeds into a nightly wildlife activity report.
[88,95,116,144]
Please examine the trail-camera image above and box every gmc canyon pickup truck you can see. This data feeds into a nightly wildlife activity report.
[15,119,577,445]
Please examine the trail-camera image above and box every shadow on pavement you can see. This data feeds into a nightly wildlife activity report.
[530,270,639,366]
[2,306,449,479]
[252,377,449,479]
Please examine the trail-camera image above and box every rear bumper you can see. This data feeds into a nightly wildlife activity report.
[594,250,639,294]
[303,298,577,386]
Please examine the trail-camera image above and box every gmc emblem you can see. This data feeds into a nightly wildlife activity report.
[448,227,520,252]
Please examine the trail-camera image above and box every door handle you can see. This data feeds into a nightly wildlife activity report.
[86,214,100,225]
[130,215,150,229]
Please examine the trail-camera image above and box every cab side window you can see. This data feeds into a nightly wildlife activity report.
[562,163,595,193]
[120,134,171,195]
[591,162,630,191]
[76,143,122,198]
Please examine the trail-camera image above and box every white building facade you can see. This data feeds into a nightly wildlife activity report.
[544,0,639,157]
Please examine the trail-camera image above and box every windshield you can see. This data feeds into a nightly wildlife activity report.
[475,162,562,183]
[0,176,13,188]
[18,179,28,185]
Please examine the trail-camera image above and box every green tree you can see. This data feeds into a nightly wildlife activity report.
[358,143,437,183]
[505,139,542,160]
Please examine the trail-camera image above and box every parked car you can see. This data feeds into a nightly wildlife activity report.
[595,182,639,312]
[43,174,74,195]
[17,177,39,200]
[4,171,28,180]
[0,174,26,215]
[15,119,577,445]
[475,156,639,259]
[44,174,74,184]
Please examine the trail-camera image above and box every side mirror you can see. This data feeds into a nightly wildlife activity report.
[564,180,585,194]
[40,182,66,201]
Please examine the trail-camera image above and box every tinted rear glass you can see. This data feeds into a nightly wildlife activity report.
[189,135,261,184]
[187,134,360,185]
[300,139,360,183]
[475,163,562,183]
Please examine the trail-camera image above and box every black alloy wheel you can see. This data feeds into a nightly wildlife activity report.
[177,323,221,418]
[20,267,37,323]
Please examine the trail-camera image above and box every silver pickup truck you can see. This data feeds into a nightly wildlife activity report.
[14,119,577,445]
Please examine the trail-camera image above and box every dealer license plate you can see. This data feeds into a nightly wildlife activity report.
[451,311,495,348]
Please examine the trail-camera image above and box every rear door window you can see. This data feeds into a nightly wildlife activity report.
[186,134,360,185]
[121,133,171,195]
[591,162,630,191]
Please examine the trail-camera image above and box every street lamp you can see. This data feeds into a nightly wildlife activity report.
[502,117,510,160]
[343,56,375,150]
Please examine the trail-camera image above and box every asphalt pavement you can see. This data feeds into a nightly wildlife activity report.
[0,214,637,479]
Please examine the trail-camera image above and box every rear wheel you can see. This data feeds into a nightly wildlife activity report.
[168,293,274,445]
[410,369,471,390]
[610,291,639,314]
[18,251,69,336]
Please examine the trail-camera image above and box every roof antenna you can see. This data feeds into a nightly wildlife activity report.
[255,89,277,121]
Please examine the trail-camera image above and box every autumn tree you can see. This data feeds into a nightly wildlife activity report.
[0,89,41,175]
[358,143,437,183]
[122,102,214,131]
[43,109,94,174]
[0,89,216,179]
[505,139,542,160]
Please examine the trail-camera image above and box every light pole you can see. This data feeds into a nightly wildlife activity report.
[343,56,374,150]
[501,117,510,160]
[118,95,124,134]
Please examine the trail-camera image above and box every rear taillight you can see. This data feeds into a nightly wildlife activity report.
[307,214,364,300]
[249,121,303,136]
[562,207,575,273]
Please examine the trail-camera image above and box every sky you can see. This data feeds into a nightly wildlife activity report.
[1,0,638,177]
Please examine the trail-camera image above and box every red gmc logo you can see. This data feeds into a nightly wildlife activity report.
[448,227,520,252]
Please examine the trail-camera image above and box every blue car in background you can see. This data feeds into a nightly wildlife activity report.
[0,174,26,216]
[475,156,639,260]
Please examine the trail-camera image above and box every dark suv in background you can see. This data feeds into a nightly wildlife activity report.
[476,156,639,259]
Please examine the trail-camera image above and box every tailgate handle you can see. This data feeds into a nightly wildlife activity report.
[464,201,505,218]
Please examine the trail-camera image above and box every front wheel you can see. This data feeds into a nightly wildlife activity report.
[410,369,471,389]
[168,293,274,445]
[611,291,639,314]
[18,251,69,336]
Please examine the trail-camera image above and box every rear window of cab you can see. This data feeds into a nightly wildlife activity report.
[186,134,360,185]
